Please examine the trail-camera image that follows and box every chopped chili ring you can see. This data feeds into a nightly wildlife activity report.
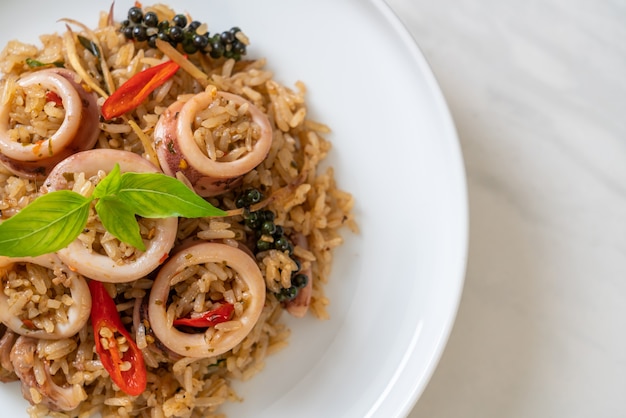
[88,280,147,396]
[45,91,63,107]
[173,302,234,328]
[101,59,180,120]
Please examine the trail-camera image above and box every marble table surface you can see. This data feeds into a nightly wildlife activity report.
[384,0,626,417]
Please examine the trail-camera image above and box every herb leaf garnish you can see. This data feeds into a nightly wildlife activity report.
[95,197,145,251]
[0,164,227,257]
[92,162,122,198]
[116,172,225,218]
[0,190,91,257]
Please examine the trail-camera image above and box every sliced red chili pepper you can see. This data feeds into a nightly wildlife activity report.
[88,280,147,396]
[173,302,234,328]
[45,91,63,107]
[101,59,180,120]
[21,318,36,330]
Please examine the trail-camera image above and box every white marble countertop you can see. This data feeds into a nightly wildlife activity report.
[384,1,626,417]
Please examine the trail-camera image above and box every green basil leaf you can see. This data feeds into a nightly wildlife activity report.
[116,172,227,218]
[0,190,91,257]
[92,163,121,198]
[95,197,146,251]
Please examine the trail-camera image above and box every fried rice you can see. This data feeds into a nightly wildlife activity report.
[0,3,356,418]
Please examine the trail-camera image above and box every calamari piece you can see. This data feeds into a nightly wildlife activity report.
[0,254,91,340]
[43,149,178,283]
[10,336,86,411]
[154,90,272,196]
[148,242,266,358]
[0,69,99,179]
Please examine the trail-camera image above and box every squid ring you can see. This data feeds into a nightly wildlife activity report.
[0,254,91,340]
[154,91,273,196]
[43,149,178,283]
[0,69,99,181]
[148,242,266,358]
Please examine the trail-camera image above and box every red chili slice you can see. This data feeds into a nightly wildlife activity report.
[173,303,235,328]
[88,280,147,396]
[101,59,180,120]
[45,91,63,107]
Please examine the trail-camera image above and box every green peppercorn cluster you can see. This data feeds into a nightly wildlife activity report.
[235,188,309,302]
[120,6,247,60]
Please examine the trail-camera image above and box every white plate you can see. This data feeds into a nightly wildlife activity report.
[0,1,467,417]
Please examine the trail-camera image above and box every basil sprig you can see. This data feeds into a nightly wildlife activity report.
[0,164,226,257]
